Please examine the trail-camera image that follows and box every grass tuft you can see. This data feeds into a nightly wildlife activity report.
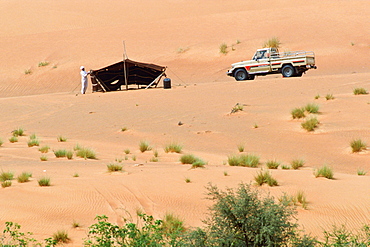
[180,154,197,164]
[57,135,67,142]
[0,138,3,147]
[72,220,80,228]
[38,61,49,67]
[54,149,67,158]
[353,88,368,95]
[0,171,14,182]
[139,140,152,153]
[254,170,278,186]
[1,180,12,188]
[219,43,228,54]
[66,150,73,160]
[107,163,123,172]
[38,145,50,153]
[315,165,334,179]
[185,177,191,183]
[231,103,243,113]
[76,147,97,159]
[357,169,367,176]
[291,107,306,119]
[17,172,32,183]
[38,177,51,186]
[301,117,320,131]
[237,144,245,152]
[228,154,260,167]
[40,156,48,161]
[191,159,206,169]
[27,138,39,147]
[291,159,305,170]
[325,94,335,100]
[281,164,290,170]
[164,142,183,153]
[262,37,281,48]
[73,173,79,177]
[121,127,128,132]
[9,136,18,143]
[266,160,280,169]
[12,127,25,137]
[24,69,32,75]
[53,230,70,243]
[350,139,367,153]
[304,103,320,114]
[124,149,130,155]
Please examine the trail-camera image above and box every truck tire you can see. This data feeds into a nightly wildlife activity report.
[234,69,248,81]
[282,65,296,77]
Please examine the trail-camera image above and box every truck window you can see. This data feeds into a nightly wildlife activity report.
[253,50,267,60]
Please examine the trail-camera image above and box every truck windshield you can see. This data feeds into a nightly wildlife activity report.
[253,50,267,60]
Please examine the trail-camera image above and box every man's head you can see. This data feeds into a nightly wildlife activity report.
[80,66,85,70]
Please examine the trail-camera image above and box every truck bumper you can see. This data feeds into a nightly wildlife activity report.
[306,65,317,69]
[226,69,234,77]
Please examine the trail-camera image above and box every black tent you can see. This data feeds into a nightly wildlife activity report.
[90,59,166,92]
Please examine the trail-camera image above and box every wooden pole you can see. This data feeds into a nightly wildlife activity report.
[123,41,129,90]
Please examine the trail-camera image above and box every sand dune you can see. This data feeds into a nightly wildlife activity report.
[0,0,369,245]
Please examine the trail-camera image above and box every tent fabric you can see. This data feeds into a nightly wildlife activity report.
[90,59,166,91]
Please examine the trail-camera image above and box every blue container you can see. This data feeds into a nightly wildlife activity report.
[163,78,171,89]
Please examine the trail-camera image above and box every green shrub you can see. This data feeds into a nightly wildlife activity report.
[66,150,73,160]
[325,93,335,100]
[76,147,97,159]
[291,159,305,170]
[38,61,50,67]
[139,140,152,153]
[107,163,123,172]
[1,180,12,188]
[164,142,183,153]
[353,88,368,95]
[53,230,70,243]
[191,159,206,169]
[304,103,320,114]
[291,107,306,119]
[40,155,48,161]
[315,165,334,179]
[54,149,67,158]
[350,138,367,152]
[228,154,260,167]
[266,160,280,169]
[219,43,228,54]
[9,136,18,143]
[321,224,370,246]
[27,138,39,147]
[17,172,32,183]
[12,127,24,137]
[57,135,67,142]
[38,145,50,153]
[254,170,278,186]
[301,116,319,131]
[0,171,14,182]
[357,169,367,176]
[180,154,197,164]
[263,37,281,48]
[38,177,51,186]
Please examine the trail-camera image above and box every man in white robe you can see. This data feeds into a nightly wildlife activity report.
[80,66,90,94]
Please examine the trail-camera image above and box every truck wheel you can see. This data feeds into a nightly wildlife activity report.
[248,74,255,80]
[234,69,248,81]
[282,65,296,77]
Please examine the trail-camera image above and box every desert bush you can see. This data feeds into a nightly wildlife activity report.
[9,136,18,143]
[314,94,320,99]
[266,160,280,169]
[38,177,51,186]
[73,173,79,177]
[38,145,50,153]
[1,180,12,188]
[321,224,370,246]
[231,103,243,113]
[350,138,367,152]
[191,159,206,169]
[304,103,320,114]
[185,177,191,183]
[53,230,70,243]
[291,159,305,170]
[54,149,67,158]
[76,147,97,159]
[281,164,290,170]
[223,171,229,176]
[66,150,73,160]
[24,69,32,75]
[296,191,308,209]
[228,154,260,167]
[132,155,136,161]
[124,149,130,154]
[38,61,50,67]
[107,163,123,172]
[180,154,197,164]
[301,116,319,131]
[219,43,228,54]
[17,172,32,183]
[57,135,67,142]
[150,157,159,162]
[254,170,278,186]
[12,127,24,137]
[357,169,367,176]
[161,213,185,235]
[0,171,14,182]
[198,183,297,246]
[315,165,334,179]
[325,93,335,100]
[72,220,81,228]
[139,140,152,153]
[279,191,308,210]
[121,127,128,132]
[291,107,306,119]
[40,155,48,161]
[164,142,183,153]
[237,143,245,152]
[353,87,368,95]
[153,150,159,157]
[27,138,39,147]
[263,37,281,48]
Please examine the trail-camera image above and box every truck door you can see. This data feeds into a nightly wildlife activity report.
[251,50,270,74]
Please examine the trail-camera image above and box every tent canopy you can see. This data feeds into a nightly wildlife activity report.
[90,59,166,91]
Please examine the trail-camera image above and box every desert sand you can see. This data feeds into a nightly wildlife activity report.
[0,0,369,245]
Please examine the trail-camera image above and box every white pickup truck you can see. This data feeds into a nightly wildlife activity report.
[227,47,317,80]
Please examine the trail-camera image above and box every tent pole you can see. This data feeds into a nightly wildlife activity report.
[123,41,129,90]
